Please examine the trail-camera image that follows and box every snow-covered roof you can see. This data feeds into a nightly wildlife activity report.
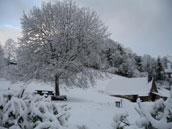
[105,76,152,96]
[155,88,170,98]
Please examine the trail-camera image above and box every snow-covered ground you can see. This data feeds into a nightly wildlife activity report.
[0,78,149,129]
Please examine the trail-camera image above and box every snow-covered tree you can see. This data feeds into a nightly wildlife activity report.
[155,57,164,80]
[4,39,17,65]
[101,39,119,69]
[0,44,5,73]
[135,56,143,72]
[142,54,156,77]
[102,40,142,77]
[118,55,137,77]
[17,0,109,95]
[161,56,168,69]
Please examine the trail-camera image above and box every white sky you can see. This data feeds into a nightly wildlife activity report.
[0,0,172,57]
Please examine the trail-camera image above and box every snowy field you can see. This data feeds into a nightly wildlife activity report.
[0,78,153,129]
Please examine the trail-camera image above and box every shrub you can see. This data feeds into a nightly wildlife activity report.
[136,91,172,129]
[0,90,70,129]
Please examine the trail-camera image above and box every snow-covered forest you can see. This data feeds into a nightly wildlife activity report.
[0,0,172,129]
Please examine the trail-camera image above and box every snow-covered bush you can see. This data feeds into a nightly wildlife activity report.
[28,95,70,129]
[136,92,172,129]
[112,112,129,129]
[2,97,28,128]
[0,90,26,128]
[0,90,70,129]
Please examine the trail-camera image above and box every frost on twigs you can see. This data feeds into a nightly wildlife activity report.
[136,92,172,129]
[0,90,70,129]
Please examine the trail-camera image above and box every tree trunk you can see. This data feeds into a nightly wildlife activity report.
[55,74,60,96]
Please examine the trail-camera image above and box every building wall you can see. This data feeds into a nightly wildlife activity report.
[111,94,159,102]
[139,96,150,101]
[111,95,138,102]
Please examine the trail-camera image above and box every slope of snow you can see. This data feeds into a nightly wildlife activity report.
[105,76,152,96]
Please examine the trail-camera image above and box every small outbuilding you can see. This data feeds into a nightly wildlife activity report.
[105,76,159,102]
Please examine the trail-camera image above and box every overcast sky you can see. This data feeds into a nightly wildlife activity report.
[0,0,172,57]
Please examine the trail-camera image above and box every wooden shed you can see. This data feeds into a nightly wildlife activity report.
[105,76,158,102]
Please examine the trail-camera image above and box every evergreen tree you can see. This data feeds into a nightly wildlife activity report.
[105,48,113,67]
[135,56,143,72]
[156,57,164,80]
